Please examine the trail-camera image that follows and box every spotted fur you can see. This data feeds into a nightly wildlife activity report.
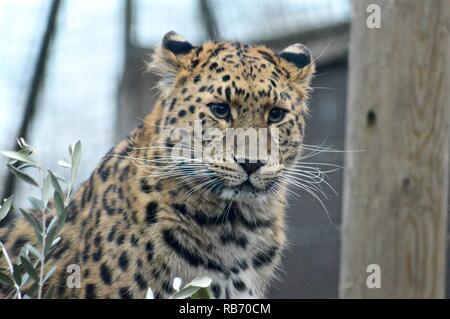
[0,31,315,299]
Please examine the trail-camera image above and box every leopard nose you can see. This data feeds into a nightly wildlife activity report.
[237,159,265,175]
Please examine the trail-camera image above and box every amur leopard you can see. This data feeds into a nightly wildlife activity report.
[0,31,315,299]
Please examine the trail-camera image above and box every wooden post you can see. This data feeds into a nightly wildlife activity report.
[340,0,450,298]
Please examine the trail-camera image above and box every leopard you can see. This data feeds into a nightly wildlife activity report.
[0,31,315,299]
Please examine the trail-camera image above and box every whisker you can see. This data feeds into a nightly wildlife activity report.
[279,175,339,229]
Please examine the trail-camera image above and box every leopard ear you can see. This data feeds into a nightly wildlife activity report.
[279,43,315,84]
[162,31,195,55]
[148,31,197,96]
[280,43,311,69]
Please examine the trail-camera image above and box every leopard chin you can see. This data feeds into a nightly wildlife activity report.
[219,181,275,205]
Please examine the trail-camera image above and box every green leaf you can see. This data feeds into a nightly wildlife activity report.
[49,171,63,198]
[0,195,14,222]
[56,212,67,235]
[50,237,61,251]
[53,171,68,182]
[2,151,37,165]
[45,217,58,254]
[0,269,14,286]
[172,277,182,291]
[46,216,57,236]
[146,288,154,299]
[28,197,45,212]
[16,163,35,170]
[26,244,42,260]
[53,192,65,217]
[20,256,39,282]
[171,285,202,299]
[19,244,30,258]
[54,193,67,235]
[7,164,39,187]
[70,141,82,183]
[43,265,56,284]
[171,276,212,299]
[44,245,58,259]
[186,276,212,288]
[20,209,42,233]
[27,282,39,296]
[57,159,71,169]
[44,284,55,299]
[42,173,53,209]
[191,287,212,299]
[20,209,43,244]
[12,263,23,286]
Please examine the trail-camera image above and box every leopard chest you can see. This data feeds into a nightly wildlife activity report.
[176,218,283,299]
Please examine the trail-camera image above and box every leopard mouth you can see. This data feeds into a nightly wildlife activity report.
[225,180,267,195]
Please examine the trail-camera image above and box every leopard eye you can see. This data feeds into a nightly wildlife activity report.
[268,107,286,124]
[208,103,231,120]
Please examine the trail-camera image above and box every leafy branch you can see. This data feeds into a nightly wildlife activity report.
[0,138,213,299]
[146,276,212,299]
[0,138,81,298]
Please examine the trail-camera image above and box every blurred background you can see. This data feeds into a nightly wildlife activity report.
[0,0,447,298]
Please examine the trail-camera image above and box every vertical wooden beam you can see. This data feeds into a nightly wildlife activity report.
[116,0,138,141]
[199,0,220,40]
[340,0,450,298]
[124,0,134,64]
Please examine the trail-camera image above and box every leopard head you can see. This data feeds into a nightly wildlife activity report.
[147,31,315,204]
